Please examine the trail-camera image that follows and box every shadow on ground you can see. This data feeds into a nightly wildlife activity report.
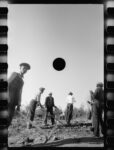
[25,136,104,147]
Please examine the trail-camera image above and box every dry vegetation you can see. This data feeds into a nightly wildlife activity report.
[8,107,103,147]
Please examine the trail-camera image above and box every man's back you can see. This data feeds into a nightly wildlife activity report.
[8,72,24,106]
[94,87,104,103]
[45,96,54,108]
[66,95,76,104]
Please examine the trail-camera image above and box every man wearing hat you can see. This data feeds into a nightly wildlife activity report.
[92,82,104,137]
[44,92,57,126]
[65,92,76,125]
[27,87,45,129]
[8,63,31,127]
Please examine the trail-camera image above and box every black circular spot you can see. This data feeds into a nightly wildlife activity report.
[53,58,66,71]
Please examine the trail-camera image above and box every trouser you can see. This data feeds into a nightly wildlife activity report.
[26,106,37,129]
[8,102,16,127]
[66,103,73,125]
[91,104,94,127]
[87,109,92,120]
[92,100,104,136]
[44,108,55,125]
[28,109,35,121]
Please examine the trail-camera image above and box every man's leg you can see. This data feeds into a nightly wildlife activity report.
[92,101,99,137]
[88,109,92,120]
[66,104,70,125]
[99,107,104,136]
[27,109,35,129]
[44,110,48,125]
[50,108,55,125]
[91,104,94,128]
[8,103,15,127]
[69,104,73,125]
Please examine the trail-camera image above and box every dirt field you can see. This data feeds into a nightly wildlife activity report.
[8,114,104,147]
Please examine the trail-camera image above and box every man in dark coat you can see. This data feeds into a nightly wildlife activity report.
[44,92,57,125]
[27,87,45,129]
[8,63,31,127]
[92,82,104,137]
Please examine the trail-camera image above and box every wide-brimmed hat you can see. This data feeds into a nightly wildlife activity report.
[20,63,31,70]
[96,82,103,87]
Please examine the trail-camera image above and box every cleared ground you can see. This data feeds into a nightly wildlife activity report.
[8,113,104,147]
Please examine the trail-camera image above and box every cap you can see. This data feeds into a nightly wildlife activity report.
[69,92,73,95]
[49,92,52,95]
[96,82,103,87]
[20,63,31,70]
[39,87,45,91]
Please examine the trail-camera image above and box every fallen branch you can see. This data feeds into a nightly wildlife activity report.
[44,114,64,143]
[16,108,64,144]
[44,123,58,143]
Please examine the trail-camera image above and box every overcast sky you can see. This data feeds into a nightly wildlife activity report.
[8,4,103,111]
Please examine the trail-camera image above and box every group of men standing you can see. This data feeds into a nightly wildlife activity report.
[27,90,76,128]
[8,62,76,128]
[27,88,58,128]
[8,62,104,138]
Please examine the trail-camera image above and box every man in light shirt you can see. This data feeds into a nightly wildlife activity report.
[27,87,45,129]
[65,92,76,125]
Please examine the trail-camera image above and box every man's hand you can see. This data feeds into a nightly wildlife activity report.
[16,105,20,111]
[87,101,93,106]
[54,105,57,109]
[41,105,45,109]
[38,102,44,110]
[87,101,90,104]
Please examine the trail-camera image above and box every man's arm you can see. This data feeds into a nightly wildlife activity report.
[39,101,44,109]
[16,86,24,111]
[8,72,17,84]
[94,88,99,100]
[53,98,57,108]
[72,96,76,103]
[87,101,93,105]
[36,95,44,109]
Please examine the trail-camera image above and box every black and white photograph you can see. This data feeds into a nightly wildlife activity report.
[8,4,104,147]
